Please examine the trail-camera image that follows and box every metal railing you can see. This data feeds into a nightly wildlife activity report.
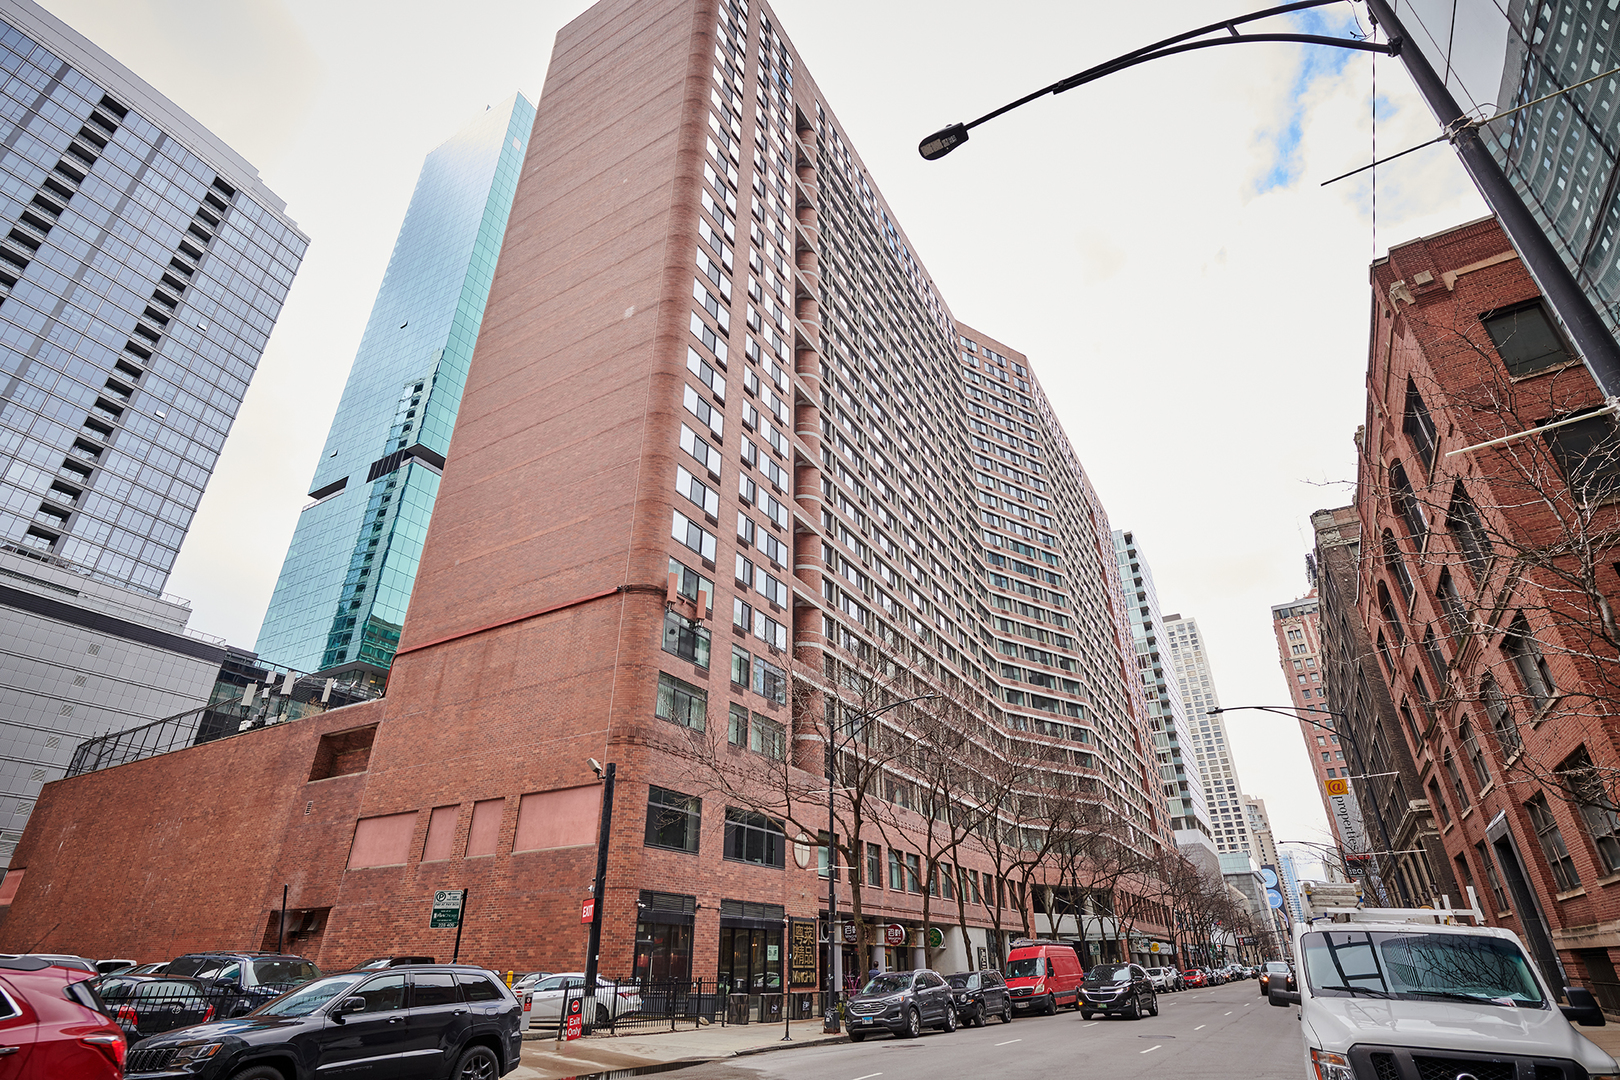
[542,979,830,1035]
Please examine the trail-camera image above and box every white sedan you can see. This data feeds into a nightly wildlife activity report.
[527,972,642,1026]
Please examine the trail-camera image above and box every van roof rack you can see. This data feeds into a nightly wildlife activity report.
[1008,938,1076,948]
[1299,881,1486,926]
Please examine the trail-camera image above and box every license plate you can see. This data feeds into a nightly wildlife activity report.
[862,1016,874,1024]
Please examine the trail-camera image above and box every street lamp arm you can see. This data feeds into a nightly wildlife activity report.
[920,0,1399,159]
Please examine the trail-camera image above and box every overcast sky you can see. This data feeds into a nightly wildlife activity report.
[39,0,1489,854]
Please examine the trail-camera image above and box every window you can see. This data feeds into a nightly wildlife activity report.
[1482,300,1570,377]
[1376,631,1394,675]
[1559,747,1620,876]
[1382,530,1415,605]
[1445,747,1471,811]
[1390,460,1427,544]
[941,863,955,900]
[672,509,716,561]
[1446,481,1492,580]
[1377,581,1405,644]
[1526,791,1581,891]
[723,807,784,866]
[656,673,706,730]
[676,464,719,517]
[818,830,838,878]
[1403,378,1438,471]
[1422,625,1449,687]
[889,848,905,890]
[662,611,711,668]
[1437,569,1469,638]
[1504,613,1555,711]
[645,786,701,853]
[669,559,714,612]
[752,656,786,704]
[1430,779,1452,825]
[867,842,882,888]
[1483,675,1521,758]
[728,702,748,746]
[1544,412,1620,505]
[1461,720,1491,789]
[1400,700,1423,746]
[907,852,923,893]
[749,713,784,760]
[730,646,750,687]
[1477,841,1510,911]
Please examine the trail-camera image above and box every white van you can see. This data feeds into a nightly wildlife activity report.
[1269,891,1616,1080]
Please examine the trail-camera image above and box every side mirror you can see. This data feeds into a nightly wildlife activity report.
[1269,988,1301,1008]
[1561,987,1607,1027]
[331,997,368,1022]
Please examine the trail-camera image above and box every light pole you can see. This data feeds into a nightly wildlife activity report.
[1210,705,1400,906]
[821,691,937,1034]
[582,759,616,1034]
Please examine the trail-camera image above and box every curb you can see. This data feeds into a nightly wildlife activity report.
[732,1035,850,1057]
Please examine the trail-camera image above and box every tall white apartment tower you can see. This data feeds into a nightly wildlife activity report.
[1165,615,1260,863]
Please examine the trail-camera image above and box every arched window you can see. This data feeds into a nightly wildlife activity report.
[1482,675,1521,757]
[1376,580,1405,644]
[1382,529,1415,605]
[1390,460,1427,544]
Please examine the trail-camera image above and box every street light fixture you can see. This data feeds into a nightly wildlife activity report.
[1209,704,1400,907]
[821,690,938,1033]
[918,0,1398,161]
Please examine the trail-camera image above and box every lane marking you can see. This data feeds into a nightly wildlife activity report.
[1194,1024,1206,1030]
[1083,1022,1100,1027]
[1141,1045,1162,1054]
[994,1039,1021,1046]
[851,1074,883,1080]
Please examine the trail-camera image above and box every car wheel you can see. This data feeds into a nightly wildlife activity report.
[1081,1009,1093,1020]
[595,1004,611,1027]
[972,1004,985,1028]
[902,1007,922,1038]
[1043,994,1056,1016]
[941,1007,957,1033]
[849,1031,866,1042]
[1147,992,1159,1017]
[451,1045,499,1080]
[230,1068,287,1080]
[1124,993,1141,1020]
[1000,1003,1013,1024]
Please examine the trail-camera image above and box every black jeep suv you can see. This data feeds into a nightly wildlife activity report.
[164,952,321,1018]
[124,964,522,1079]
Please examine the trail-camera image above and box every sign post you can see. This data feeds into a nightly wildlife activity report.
[430,889,469,962]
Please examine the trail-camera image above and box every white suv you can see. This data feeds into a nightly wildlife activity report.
[1145,967,1179,992]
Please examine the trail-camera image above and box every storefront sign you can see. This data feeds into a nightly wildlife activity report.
[926,926,943,949]
[842,923,857,943]
[884,923,907,947]
[789,918,818,987]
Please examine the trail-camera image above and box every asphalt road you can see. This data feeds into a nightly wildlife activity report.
[674,980,1305,1080]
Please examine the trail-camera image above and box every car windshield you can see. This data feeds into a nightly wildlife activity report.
[1302,930,1545,1007]
[945,974,977,990]
[255,975,366,1017]
[1086,964,1131,984]
[863,973,914,995]
[1266,962,1291,974]
[1006,958,1042,978]
[252,960,319,987]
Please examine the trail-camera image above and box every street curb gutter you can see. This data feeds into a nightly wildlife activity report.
[733,1035,851,1057]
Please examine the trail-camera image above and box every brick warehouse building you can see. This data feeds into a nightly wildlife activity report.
[0,0,1176,987]
[1356,215,1620,1002]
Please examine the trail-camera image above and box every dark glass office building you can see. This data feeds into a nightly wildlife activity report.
[255,96,533,675]
[0,0,306,595]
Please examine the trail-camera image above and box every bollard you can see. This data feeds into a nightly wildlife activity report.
[506,970,514,986]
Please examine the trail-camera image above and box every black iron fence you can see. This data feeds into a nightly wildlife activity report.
[537,980,830,1035]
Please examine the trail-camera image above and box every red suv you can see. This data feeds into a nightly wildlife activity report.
[0,955,126,1078]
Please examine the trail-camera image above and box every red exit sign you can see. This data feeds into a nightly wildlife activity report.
[581,898,595,923]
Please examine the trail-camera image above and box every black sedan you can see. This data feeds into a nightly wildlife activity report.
[93,974,216,1043]
[1258,960,1295,997]
[845,969,958,1040]
[945,969,1013,1027]
[122,964,521,1079]
[1079,962,1158,1020]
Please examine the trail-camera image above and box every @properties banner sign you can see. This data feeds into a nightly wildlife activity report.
[1322,777,1369,852]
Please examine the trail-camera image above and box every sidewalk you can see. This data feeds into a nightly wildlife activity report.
[1580,1021,1620,1062]
[511,1019,847,1080]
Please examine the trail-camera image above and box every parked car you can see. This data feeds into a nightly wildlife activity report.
[944,969,1012,1026]
[1145,966,1180,992]
[163,952,321,1018]
[526,972,642,1027]
[845,968,957,1040]
[1004,942,1084,1014]
[1257,960,1294,998]
[123,962,170,976]
[511,971,552,992]
[94,958,138,975]
[1181,968,1206,988]
[351,955,436,970]
[0,954,126,1078]
[1080,962,1158,1020]
[93,974,216,1044]
[123,964,521,1080]
[1204,967,1224,986]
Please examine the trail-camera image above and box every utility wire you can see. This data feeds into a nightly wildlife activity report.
[1322,62,1620,187]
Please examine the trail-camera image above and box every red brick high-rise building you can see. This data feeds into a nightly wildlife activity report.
[0,0,1173,987]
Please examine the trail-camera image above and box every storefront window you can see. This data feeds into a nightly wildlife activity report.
[633,921,692,983]
[718,926,782,998]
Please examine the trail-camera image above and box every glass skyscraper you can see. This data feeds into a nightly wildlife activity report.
[0,0,306,595]
[256,96,534,676]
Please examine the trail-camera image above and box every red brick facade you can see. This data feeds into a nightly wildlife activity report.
[1357,216,1620,999]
